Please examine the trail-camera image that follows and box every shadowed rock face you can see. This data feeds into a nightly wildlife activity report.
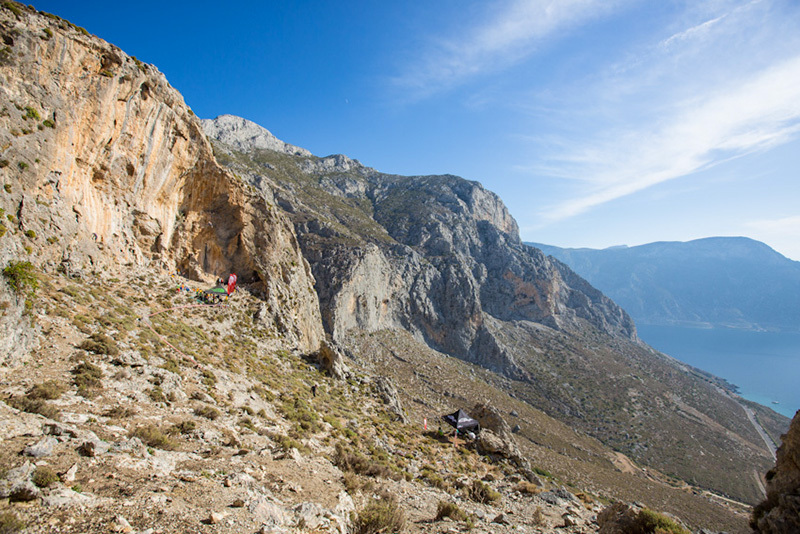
[753,411,800,533]
[200,123,637,378]
[0,7,324,352]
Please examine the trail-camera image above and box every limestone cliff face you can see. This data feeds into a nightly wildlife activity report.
[753,410,800,533]
[0,5,323,352]
[202,117,636,377]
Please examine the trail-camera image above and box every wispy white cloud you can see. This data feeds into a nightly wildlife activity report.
[745,215,800,236]
[535,0,800,223]
[393,0,622,97]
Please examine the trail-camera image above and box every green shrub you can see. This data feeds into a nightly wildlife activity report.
[7,396,59,420]
[24,106,39,120]
[103,405,136,418]
[333,442,395,479]
[194,404,220,420]
[72,361,103,389]
[282,396,321,433]
[0,224,6,237]
[635,509,690,534]
[31,465,59,488]
[130,424,177,450]
[24,229,35,239]
[3,260,38,295]
[435,501,468,522]
[147,386,167,403]
[172,420,196,434]
[200,369,216,388]
[42,27,53,39]
[42,119,54,128]
[3,184,11,192]
[0,511,25,534]
[2,2,23,17]
[352,495,406,534]
[238,417,256,431]
[27,379,66,400]
[79,333,119,356]
[468,479,501,504]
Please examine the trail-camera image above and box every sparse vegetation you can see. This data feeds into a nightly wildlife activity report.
[352,494,406,534]
[31,465,58,488]
[27,379,66,400]
[3,260,38,296]
[79,332,119,356]
[194,404,220,420]
[0,511,25,534]
[7,395,59,420]
[103,405,136,418]
[435,500,469,522]
[634,508,691,534]
[24,106,39,120]
[333,442,396,480]
[147,386,167,403]
[71,361,104,394]
[468,479,501,504]
[172,419,196,434]
[130,424,177,450]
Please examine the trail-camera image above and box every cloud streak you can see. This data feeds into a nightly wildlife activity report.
[536,1,800,223]
[393,0,620,97]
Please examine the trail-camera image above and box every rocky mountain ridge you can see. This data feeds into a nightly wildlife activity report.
[202,115,637,381]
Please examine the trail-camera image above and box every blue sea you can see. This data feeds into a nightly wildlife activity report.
[637,325,800,419]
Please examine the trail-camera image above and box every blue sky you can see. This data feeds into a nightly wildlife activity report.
[35,1,800,260]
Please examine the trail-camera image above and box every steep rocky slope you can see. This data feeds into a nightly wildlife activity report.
[0,4,323,353]
[752,410,800,532]
[204,120,635,378]
[204,116,783,507]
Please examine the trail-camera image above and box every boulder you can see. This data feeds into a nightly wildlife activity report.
[374,376,408,423]
[23,436,58,457]
[597,502,640,534]
[752,410,800,533]
[316,342,350,380]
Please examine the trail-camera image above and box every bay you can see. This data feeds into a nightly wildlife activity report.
[637,325,800,419]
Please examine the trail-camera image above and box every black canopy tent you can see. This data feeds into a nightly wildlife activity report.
[441,409,480,433]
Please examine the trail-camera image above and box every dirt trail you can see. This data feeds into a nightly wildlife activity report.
[741,404,777,460]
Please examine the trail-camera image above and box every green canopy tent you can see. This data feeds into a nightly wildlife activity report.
[202,285,228,302]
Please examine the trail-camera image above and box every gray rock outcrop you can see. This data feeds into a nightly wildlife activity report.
[201,115,311,156]
[753,410,800,533]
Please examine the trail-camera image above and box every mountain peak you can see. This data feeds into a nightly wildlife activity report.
[201,114,311,157]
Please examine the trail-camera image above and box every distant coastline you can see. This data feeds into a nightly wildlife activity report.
[638,324,800,418]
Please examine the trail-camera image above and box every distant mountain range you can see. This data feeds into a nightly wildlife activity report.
[528,237,800,332]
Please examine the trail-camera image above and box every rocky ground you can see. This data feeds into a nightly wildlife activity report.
[0,268,630,534]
